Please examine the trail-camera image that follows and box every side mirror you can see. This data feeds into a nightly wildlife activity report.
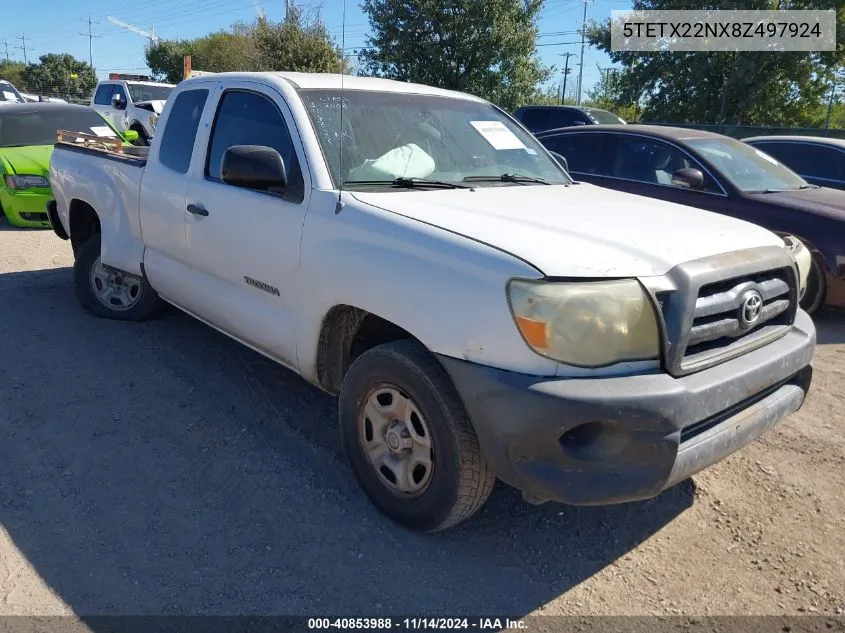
[111,93,126,110]
[221,145,287,192]
[671,167,705,190]
[123,130,139,142]
[549,150,569,173]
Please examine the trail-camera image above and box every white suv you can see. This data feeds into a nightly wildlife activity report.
[90,77,174,145]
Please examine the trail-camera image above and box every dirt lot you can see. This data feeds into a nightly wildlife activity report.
[0,219,843,620]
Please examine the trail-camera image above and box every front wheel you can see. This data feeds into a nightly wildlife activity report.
[338,340,495,532]
[74,235,162,320]
[800,254,827,316]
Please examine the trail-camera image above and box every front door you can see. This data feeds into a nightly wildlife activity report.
[183,83,311,369]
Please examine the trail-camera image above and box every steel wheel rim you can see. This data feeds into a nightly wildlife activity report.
[357,384,434,497]
[89,257,143,311]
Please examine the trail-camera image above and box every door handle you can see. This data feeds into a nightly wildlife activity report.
[187,203,209,217]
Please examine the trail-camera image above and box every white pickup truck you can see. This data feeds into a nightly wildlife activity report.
[47,72,816,532]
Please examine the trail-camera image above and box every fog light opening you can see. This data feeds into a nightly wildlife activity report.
[559,421,630,462]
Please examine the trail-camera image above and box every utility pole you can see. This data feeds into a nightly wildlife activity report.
[597,65,614,103]
[2,41,11,61]
[576,0,592,106]
[16,34,32,65]
[560,53,575,104]
[80,16,102,68]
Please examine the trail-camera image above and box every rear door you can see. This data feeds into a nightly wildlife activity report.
[140,84,214,302]
[182,81,311,369]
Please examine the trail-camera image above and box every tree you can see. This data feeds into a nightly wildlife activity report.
[145,2,345,84]
[586,0,845,126]
[359,0,552,111]
[254,4,348,73]
[0,61,28,91]
[21,54,97,102]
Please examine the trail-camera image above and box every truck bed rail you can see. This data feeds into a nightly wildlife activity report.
[55,130,150,163]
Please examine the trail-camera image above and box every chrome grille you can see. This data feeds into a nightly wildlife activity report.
[687,275,791,348]
[643,246,800,378]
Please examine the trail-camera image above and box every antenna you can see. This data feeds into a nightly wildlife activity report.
[335,0,347,213]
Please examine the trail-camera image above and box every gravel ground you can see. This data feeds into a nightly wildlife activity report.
[0,219,843,621]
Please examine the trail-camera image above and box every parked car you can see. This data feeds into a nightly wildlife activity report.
[47,72,815,532]
[19,92,68,104]
[0,80,27,105]
[513,105,627,134]
[744,135,845,191]
[0,103,135,228]
[535,124,845,314]
[90,75,174,145]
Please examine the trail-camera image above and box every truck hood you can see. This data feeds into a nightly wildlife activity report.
[0,145,51,177]
[352,182,785,277]
[135,100,166,114]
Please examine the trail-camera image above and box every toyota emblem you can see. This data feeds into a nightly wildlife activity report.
[738,290,763,328]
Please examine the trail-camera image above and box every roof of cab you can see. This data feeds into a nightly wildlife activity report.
[181,71,487,102]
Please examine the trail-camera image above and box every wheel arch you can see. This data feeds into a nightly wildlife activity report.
[68,199,101,256]
[314,305,421,395]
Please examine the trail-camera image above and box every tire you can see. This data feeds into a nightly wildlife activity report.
[799,254,827,316]
[74,234,162,321]
[338,340,496,532]
[130,125,150,147]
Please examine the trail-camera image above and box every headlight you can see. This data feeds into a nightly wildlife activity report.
[782,235,810,300]
[4,174,49,190]
[507,279,661,367]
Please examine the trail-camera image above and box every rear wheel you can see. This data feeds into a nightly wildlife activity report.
[74,235,161,320]
[800,255,827,316]
[338,340,495,532]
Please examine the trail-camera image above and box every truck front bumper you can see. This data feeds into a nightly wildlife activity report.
[436,310,816,506]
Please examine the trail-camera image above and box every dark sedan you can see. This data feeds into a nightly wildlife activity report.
[535,124,845,314]
[743,135,845,191]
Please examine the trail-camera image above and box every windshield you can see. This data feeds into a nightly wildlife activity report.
[127,83,172,103]
[586,108,626,125]
[0,82,25,103]
[686,136,808,192]
[0,107,119,147]
[298,89,570,189]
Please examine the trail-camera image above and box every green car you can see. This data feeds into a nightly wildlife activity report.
[0,103,136,228]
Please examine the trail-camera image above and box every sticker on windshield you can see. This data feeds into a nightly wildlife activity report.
[470,121,526,150]
[2,91,17,101]
[754,148,779,165]
[90,126,117,138]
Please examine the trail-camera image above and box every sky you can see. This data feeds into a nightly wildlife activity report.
[1,0,628,101]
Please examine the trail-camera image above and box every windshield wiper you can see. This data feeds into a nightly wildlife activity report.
[747,186,814,194]
[342,176,472,190]
[463,173,552,185]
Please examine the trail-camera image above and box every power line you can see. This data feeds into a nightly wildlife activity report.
[16,34,32,65]
[80,16,103,68]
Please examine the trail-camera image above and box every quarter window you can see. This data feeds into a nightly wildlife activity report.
[158,89,209,174]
